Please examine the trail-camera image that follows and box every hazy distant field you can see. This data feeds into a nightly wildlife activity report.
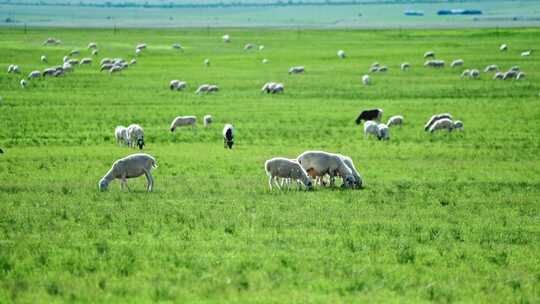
[1,27,540,302]
[1,0,540,28]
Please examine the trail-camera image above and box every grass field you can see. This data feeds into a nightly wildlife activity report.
[1,27,540,302]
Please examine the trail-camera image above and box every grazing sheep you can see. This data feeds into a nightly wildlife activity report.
[136,43,147,50]
[204,59,210,66]
[109,66,123,74]
[401,63,411,70]
[261,82,284,94]
[100,63,113,71]
[493,72,504,80]
[262,58,269,64]
[68,59,79,65]
[127,124,145,149]
[362,74,371,85]
[100,58,112,65]
[337,50,346,59]
[461,69,471,78]
[7,65,21,74]
[369,66,379,72]
[376,66,388,72]
[222,34,231,43]
[69,50,80,56]
[355,108,383,124]
[424,51,435,58]
[115,126,128,145]
[41,55,47,63]
[223,124,234,149]
[387,115,404,127]
[203,115,213,127]
[244,43,254,50]
[42,68,55,76]
[136,48,142,56]
[169,80,187,91]
[172,43,183,50]
[28,70,41,79]
[265,157,313,190]
[500,44,508,51]
[98,153,157,192]
[259,45,264,51]
[288,66,305,74]
[88,42,97,49]
[424,60,445,68]
[42,37,61,45]
[429,118,462,133]
[80,58,92,65]
[196,84,218,94]
[170,116,197,131]
[503,70,518,80]
[521,50,532,57]
[363,120,379,138]
[424,113,452,131]
[470,69,480,78]
[451,59,464,68]
[130,59,137,65]
[92,49,99,56]
[297,151,356,188]
[62,62,73,72]
[516,72,526,80]
[63,56,69,63]
[376,123,390,140]
[20,79,28,89]
[484,64,498,73]
[510,66,520,72]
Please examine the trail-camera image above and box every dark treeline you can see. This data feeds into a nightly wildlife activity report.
[0,0,484,9]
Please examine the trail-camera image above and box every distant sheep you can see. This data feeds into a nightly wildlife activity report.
[126,124,145,149]
[503,70,518,80]
[204,59,210,66]
[98,153,157,192]
[7,65,21,74]
[363,121,379,138]
[136,43,147,50]
[20,79,28,89]
[196,84,219,94]
[484,64,498,72]
[500,44,508,51]
[92,49,99,56]
[261,82,284,94]
[451,59,464,68]
[41,55,47,63]
[265,157,313,190]
[88,42,97,49]
[222,34,231,43]
[100,58,112,65]
[337,50,346,59]
[424,60,445,68]
[493,72,504,80]
[203,115,213,127]
[223,124,234,149]
[401,63,411,70]
[288,66,305,74]
[516,72,526,80]
[170,80,187,91]
[355,108,382,124]
[521,50,532,57]
[69,50,80,56]
[362,74,371,85]
[376,123,390,140]
[115,126,128,145]
[424,51,435,58]
[387,115,404,127]
[424,113,452,131]
[43,37,61,45]
[170,116,197,131]
[259,45,264,51]
[244,43,255,50]
[80,58,92,65]
[28,70,41,79]
[172,43,183,51]
[262,59,269,64]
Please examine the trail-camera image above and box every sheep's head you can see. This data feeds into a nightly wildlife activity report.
[226,140,234,149]
[303,179,313,191]
[98,179,109,191]
[137,138,145,149]
[341,175,356,189]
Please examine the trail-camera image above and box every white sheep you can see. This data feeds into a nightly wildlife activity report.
[424,60,445,68]
[387,115,404,127]
[453,120,464,131]
[503,70,518,80]
[451,59,464,68]
[68,59,79,65]
[99,153,157,192]
[172,43,183,50]
[126,124,145,149]
[196,84,218,94]
[43,37,61,45]
[521,50,532,57]
[364,121,378,138]
[223,124,234,149]
[203,115,213,127]
[429,118,463,133]
[115,126,128,145]
[261,82,284,94]
[80,58,92,65]
[100,58,112,65]
[493,72,504,80]
[484,64,498,72]
[262,58,269,64]
[20,79,28,89]
[130,59,137,65]
[297,151,356,188]
[109,66,123,74]
[92,49,99,56]
[88,42,97,49]
[62,62,73,72]
[516,72,526,80]
[461,69,471,78]
[500,44,508,51]
[63,56,69,63]
[204,59,210,66]
[362,74,371,85]
[28,70,41,79]
[7,65,21,74]
[170,116,197,131]
[69,50,80,56]
[136,43,147,50]
[41,55,47,63]
[222,34,231,43]
[424,51,435,58]
[424,113,452,131]
[376,66,388,72]
[244,43,254,50]
[259,45,264,51]
[169,80,187,90]
[401,63,411,70]
[288,66,305,74]
[337,50,346,59]
[470,69,480,78]
[135,48,142,56]
[265,157,313,190]
[377,123,390,140]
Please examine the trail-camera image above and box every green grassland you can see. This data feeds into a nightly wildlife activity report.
[1,27,540,302]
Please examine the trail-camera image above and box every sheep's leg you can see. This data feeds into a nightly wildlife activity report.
[145,170,153,192]
[268,176,273,190]
[273,177,282,190]
[121,175,130,192]
[329,175,336,187]
[279,178,286,188]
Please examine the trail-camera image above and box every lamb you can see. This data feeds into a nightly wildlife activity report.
[288,66,305,74]
[297,151,356,188]
[41,55,47,63]
[115,126,128,145]
[28,70,41,79]
[126,124,145,149]
[516,72,526,80]
[88,42,97,49]
[428,118,463,133]
[521,50,532,57]
[424,51,435,58]
[362,74,371,85]
[500,44,508,51]
[204,59,210,66]
[20,79,28,89]
[484,64,498,72]
[337,50,346,59]
[169,80,187,91]
[387,115,404,127]
[264,157,313,190]
[98,153,157,192]
[424,60,445,68]
[203,115,213,127]
[80,58,92,65]
[363,121,379,138]
[170,116,197,131]
[424,113,453,131]
[451,59,464,68]
[222,34,231,43]
[223,124,234,149]
[401,63,411,70]
[355,108,383,124]
[376,123,390,140]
